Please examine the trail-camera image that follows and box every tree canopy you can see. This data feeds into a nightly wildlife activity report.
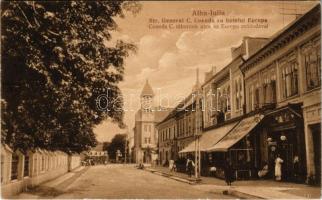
[107,134,127,160]
[1,1,139,153]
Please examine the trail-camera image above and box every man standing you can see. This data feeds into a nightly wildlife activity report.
[186,158,195,177]
[224,158,233,186]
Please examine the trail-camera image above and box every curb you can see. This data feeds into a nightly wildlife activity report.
[225,189,264,199]
[144,168,202,185]
[144,168,264,199]
[144,168,197,184]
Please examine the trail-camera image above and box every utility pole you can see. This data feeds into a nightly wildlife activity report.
[194,68,201,180]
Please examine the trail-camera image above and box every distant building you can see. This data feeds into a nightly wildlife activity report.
[133,80,171,164]
[82,143,108,164]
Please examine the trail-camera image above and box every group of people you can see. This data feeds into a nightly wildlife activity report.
[165,153,300,186]
[168,157,234,185]
[167,158,195,177]
[258,154,300,182]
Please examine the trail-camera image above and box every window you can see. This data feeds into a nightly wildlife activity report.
[281,61,298,98]
[271,80,276,103]
[248,86,254,111]
[304,47,321,90]
[235,79,240,110]
[254,87,260,109]
[227,86,231,111]
[144,137,151,144]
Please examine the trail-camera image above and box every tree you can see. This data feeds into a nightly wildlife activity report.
[102,141,111,152]
[107,134,126,160]
[1,1,140,153]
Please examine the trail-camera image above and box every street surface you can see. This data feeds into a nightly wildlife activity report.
[56,165,231,199]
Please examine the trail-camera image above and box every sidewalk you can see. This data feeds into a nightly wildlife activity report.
[146,166,321,199]
[13,166,89,199]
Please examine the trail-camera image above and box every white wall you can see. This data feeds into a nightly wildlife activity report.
[1,147,81,198]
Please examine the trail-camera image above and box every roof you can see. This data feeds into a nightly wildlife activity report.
[154,108,172,122]
[141,80,154,97]
[92,143,104,151]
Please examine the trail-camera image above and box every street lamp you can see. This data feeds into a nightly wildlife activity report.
[280,135,287,141]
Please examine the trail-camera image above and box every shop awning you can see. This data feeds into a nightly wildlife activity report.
[207,114,264,152]
[179,121,238,153]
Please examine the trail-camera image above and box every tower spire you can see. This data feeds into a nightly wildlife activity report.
[192,67,200,92]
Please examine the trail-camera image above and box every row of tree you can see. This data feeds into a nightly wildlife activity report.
[1,1,140,153]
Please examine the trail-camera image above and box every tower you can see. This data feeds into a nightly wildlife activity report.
[141,79,154,112]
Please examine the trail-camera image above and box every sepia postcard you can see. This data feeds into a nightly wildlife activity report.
[1,1,321,199]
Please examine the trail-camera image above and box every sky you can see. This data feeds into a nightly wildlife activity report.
[93,1,318,143]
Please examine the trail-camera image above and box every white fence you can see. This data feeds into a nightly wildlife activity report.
[1,145,81,198]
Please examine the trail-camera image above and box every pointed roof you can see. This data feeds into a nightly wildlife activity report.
[192,67,201,92]
[141,79,154,97]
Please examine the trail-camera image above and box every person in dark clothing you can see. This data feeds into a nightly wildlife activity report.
[186,158,195,177]
[224,158,233,186]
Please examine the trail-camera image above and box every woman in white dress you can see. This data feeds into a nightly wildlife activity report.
[275,154,284,181]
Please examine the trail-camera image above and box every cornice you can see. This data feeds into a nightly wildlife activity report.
[240,5,320,74]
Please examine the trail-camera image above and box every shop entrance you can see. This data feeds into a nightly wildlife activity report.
[268,130,296,181]
[310,123,321,185]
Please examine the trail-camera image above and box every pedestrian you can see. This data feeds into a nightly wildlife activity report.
[224,158,233,186]
[275,154,284,181]
[169,159,174,172]
[293,155,300,182]
[186,158,195,177]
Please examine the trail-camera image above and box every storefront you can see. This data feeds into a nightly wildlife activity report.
[264,104,306,182]
[207,114,264,180]
[179,122,238,176]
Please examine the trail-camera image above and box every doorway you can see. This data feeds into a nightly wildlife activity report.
[310,124,321,185]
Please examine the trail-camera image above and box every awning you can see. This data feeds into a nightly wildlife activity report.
[207,114,264,152]
[179,121,238,153]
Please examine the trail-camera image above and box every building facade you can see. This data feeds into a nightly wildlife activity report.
[156,70,203,166]
[155,5,320,184]
[241,5,321,183]
[202,37,269,129]
[157,111,176,165]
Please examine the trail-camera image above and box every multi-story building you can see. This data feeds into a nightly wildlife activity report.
[177,37,268,178]
[240,4,320,184]
[156,109,176,165]
[133,80,170,164]
[156,70,203,165]
[202,37,269,129]
[156,5,320,184]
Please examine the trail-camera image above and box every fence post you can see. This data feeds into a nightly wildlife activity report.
[16,150,25,180]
